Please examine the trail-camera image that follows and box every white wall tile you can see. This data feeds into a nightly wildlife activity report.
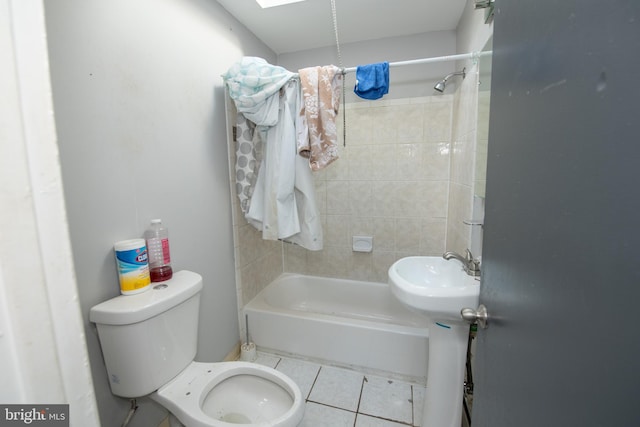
[396,218,422,252]
[278,96,466,280]
[233,93,477,290]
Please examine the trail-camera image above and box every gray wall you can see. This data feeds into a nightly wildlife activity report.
[44,0,275,425]
[456,0,493,59]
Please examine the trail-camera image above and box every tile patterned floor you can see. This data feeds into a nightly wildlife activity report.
[254,352,427,427]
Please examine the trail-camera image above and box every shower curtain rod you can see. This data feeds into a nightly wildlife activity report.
[341,51,492,74]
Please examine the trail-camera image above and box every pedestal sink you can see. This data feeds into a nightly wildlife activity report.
[388,256,480,427]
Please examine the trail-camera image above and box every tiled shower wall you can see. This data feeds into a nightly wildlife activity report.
[284,95,454,283]
[226,84,479,311]
[447,64,480,254]
[226,107,284,308]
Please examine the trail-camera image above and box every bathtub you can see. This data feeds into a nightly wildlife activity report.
[244,273,429,382]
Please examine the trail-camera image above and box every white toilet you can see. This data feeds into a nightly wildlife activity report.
[89,270,305,427]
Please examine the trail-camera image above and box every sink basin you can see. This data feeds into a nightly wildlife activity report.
[388,256,480,323]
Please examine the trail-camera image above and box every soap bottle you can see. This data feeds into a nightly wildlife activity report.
[144,219,173,282]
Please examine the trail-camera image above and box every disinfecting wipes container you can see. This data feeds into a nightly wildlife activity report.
[114,239,151,295]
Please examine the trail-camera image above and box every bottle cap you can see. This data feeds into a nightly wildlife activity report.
[151,219,162,224]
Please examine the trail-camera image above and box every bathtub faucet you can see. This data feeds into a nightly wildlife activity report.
[443,249,481,277]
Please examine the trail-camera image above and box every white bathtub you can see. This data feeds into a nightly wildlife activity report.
[244,273,429,382]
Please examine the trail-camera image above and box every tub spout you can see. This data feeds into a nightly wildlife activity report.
[443,249,481,277]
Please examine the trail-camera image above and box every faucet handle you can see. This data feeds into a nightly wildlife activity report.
[466,249,481,275]
[465,249,475,261]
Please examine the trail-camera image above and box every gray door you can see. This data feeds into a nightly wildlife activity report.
[471,1,640,426]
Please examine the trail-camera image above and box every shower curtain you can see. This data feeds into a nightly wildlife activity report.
[223,57,323,251]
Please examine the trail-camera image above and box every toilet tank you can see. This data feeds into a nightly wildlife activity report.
[90,270,203,398]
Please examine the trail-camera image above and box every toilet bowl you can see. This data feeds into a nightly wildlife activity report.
[89,271,305,427]
[151,361,304,427]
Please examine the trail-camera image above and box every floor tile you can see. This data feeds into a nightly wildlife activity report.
[275,356,321,399]
[253,352,280,368]
[412,385,426,427]
[359,375,413,424]
[299,402,356,427]
[307,365,364,412]
[355,414,410,427]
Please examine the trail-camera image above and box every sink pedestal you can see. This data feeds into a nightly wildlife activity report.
[422,320,468,427]
[387,256,479,427]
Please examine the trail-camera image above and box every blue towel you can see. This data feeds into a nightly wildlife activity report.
[354,62,389,100]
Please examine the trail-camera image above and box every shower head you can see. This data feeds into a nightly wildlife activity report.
[434,68,466,93]
[434,80,447,92]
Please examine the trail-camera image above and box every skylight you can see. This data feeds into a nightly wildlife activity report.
[256,0,306,8]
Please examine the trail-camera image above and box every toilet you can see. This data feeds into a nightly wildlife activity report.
[89,270,305,427]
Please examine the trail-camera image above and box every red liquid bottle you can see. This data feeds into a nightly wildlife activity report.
[144,219,173,282]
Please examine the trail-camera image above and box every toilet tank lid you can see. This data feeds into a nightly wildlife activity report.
[89,270,203,325]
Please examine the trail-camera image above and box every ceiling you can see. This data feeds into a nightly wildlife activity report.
[216,0,468,54]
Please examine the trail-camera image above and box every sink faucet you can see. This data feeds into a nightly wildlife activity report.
[443,249,481,277]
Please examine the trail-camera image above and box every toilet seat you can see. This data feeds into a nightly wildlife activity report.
[150,361,305,427]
